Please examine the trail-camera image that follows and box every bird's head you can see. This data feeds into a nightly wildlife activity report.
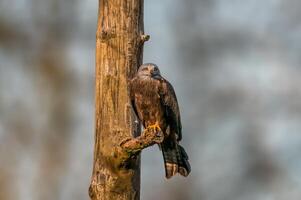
[137,63,161,78]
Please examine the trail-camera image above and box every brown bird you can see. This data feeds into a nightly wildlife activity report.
[129,63,191,178]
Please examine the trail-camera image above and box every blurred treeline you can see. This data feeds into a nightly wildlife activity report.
[0,1,95,199]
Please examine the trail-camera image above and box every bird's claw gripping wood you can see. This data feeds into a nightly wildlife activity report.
[120,123,164,156]
[147,122,161,132]
[146,122,164,143]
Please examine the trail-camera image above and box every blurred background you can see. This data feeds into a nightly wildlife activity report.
[1,0,301,199]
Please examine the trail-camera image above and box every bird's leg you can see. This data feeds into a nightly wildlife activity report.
[147,122,161,133]
[146,122,164,143]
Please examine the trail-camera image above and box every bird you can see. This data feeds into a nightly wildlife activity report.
[129,63,191,178]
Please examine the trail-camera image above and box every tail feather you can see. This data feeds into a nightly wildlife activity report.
[161,140,191,179]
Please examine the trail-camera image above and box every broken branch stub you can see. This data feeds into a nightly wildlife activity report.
[120,127,164,156]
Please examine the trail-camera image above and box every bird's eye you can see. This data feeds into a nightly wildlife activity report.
[154,68,158,71]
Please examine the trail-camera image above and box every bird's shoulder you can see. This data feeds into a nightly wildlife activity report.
[157,77,176,96]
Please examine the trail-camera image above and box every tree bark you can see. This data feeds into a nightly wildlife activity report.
[89,1,150,200]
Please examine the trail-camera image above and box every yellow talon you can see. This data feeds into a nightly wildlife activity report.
[146,122,164,143]
[147,122,161,131]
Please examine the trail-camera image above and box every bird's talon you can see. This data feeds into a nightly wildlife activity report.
[147,123,161,132]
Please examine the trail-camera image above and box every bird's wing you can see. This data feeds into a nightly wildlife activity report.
[160,78,182,141]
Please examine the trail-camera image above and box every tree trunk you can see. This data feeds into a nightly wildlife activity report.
[89,1,149,200]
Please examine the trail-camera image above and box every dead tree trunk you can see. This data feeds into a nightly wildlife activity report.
[89,1,153,200]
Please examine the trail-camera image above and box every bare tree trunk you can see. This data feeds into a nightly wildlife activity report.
[89,1,150,199]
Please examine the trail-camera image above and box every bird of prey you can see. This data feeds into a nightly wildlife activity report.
[129,63,191,178]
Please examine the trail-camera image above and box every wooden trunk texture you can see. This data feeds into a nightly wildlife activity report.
[89,0,146,200]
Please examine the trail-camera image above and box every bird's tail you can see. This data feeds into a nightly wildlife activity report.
[161,139,191,179]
